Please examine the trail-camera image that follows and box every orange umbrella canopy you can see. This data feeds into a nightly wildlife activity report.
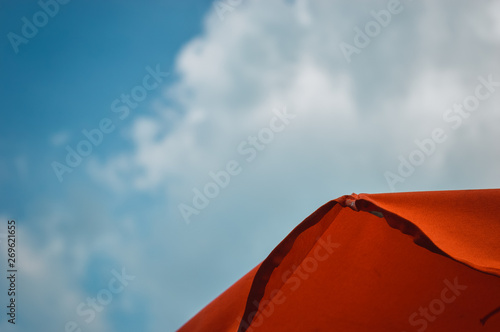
[178,189,500,331]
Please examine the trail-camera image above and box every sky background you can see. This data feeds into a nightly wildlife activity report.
[1,0,500,331]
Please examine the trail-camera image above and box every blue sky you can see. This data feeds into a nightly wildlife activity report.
[1,0,500,331]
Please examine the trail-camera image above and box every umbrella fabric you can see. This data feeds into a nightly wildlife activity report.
[178,189,500,331]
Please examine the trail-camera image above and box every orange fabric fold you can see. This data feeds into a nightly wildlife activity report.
[178,189,500,332]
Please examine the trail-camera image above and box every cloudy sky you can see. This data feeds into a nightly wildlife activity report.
[1,0,500,331]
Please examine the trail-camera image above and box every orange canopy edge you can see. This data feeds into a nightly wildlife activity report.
[178,189,500,332]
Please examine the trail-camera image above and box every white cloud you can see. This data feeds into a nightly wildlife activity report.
[91,0,500,196]
[0,224,111,332]
[492,1,500,38]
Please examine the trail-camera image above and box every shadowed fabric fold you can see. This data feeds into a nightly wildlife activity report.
[178,189,500,332]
